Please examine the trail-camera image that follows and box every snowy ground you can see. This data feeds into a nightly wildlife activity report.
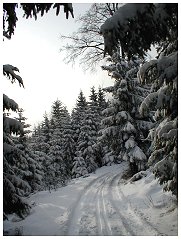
[3,162,178,236]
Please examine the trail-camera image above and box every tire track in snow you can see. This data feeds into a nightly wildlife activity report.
[101,184,112,235]
[95,176,113,235]
[108,173,136,236]
[79,174,111,236]
[64,166,163,236]
[114,174,164,236]
[66,172,111,235]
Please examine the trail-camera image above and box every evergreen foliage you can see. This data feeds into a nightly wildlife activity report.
[138,49,178,196]
[3,66,31,218]
[72,151,89,178]
[100,3,177,58]
[62,118,75,177]
[71,91,88,144]
[3,3,74,39]
[98,54,150,173]
[100,3,178,195]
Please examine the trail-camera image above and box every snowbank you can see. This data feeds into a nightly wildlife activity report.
[120,169,178,236]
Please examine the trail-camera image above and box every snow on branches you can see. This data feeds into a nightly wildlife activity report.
[137,43,177,196]
[3,64,24,87]
[139,52,177,119]
[4,116,23,135]
[138,52,177,87]
[100,3,177,58]
[3,94,19,112]
[3,3,74,39]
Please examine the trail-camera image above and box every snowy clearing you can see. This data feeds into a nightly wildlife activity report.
[3,162,177,236]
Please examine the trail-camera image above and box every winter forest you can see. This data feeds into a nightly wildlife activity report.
[3,3,178,236]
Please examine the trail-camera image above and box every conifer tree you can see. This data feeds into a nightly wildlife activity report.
[3,66,31,218]
[71,90,88,144]
[76,107,98,173]
[51,99,64,129]
[89,87,106,167]
[97,87,107,112]
[41,112,51,143]
[89,86,97,103]
[62,116,75,178]
[15,109,44,192]
[72,89,102,176]
[46,100,72,188]
[47,128,66,190]
[32,123,50,155]
[72,151,89,178]
[138,48,177,196]
[99,54,149,173]
[100,3,177,195]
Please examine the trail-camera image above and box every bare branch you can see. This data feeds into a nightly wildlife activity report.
[59,3,121,72]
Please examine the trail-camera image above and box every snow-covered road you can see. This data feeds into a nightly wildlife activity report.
[65,171,163,236]
[4,162,177,236]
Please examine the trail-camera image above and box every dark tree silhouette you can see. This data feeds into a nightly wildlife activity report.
[3,3,74,39]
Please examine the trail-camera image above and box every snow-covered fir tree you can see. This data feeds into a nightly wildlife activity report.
[74,109,98,174]
[3,65,31,218]
[89,86,107,167]
[89,86,97,103]
[14,109,42,192]
[23,147,44,192]
[61,115,75,178]
[97,86,107,112]
[73,87,106,174]
[31,123,50,155]
[47,128,66,190]
[138,49,177,196]
[93,87,109,167]
[29,123,51,190]
[100,3,177,195]
[100,4,177,59]
[71,90,88,144]
[72,151,89,178]
[98,54,149,173]
[46,100,72,188]
[41,112,52,144]
[51,99,68,130]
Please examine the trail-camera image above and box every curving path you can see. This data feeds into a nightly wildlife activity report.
[61,171,163,236]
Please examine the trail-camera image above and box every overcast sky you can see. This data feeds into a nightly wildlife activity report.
[3,3,114,127]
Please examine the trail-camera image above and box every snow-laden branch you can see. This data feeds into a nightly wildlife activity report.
[100,3,177,58]
[3,94,19,112]
[4,116,23,135]
[3,64,24,88]
[138,52,178,86]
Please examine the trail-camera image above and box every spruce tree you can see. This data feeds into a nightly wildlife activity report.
[71,90,88,144]
[76,107,98,173]
[3,66,31,218]
[41,112,51,143]
[62,116,75,178]
[47,100,72,188]
[89,87,106,167]
[47,128,66,190]
[139,48,177,196]
[72,151,89,178]
[15,110,44,192]
[100,3,177,195]
[99,54,149,173]
[97,87,107,112]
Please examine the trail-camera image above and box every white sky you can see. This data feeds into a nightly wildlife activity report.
[2,3,114,127]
